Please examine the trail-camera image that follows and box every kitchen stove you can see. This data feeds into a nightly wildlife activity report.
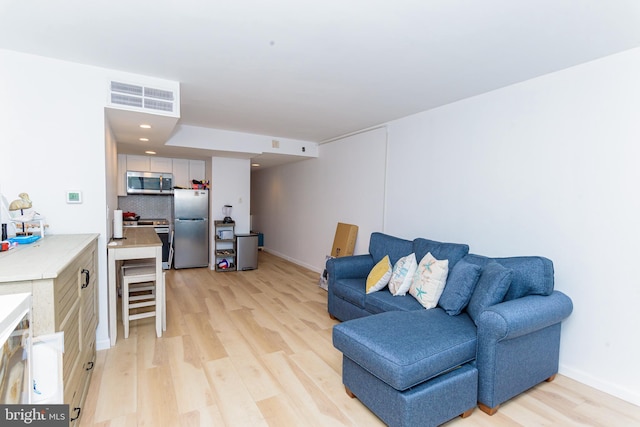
[122,218,170,228]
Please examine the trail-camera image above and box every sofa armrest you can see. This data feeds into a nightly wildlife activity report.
[475,290,573,410]
[326,254,374,282]
[477,291,573,341]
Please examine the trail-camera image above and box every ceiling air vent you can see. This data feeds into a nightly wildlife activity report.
[110,81,176,114]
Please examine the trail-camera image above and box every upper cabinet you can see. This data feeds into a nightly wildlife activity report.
[172,158,206,188]
[150,157,173,173]
[172,159,189,188]
[189,159,206,182]
[118,155,206,196]
[126,155,172,173]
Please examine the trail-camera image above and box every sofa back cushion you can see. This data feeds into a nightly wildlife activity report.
[438,259,482,316]
[464,254,554,301]
[412,238,469,269]
[369,232,413,265]
[466,261,513,324]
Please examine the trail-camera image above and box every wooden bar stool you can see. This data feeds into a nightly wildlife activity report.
[118,258,155,296]
[121,264,158,338]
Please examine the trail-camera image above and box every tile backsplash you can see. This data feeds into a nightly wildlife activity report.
[118,195,173,221]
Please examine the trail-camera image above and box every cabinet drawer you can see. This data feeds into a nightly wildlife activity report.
[54,248,93,330]
[80,257,98,349]
[81,296,97,349]
[61,302,80,386]
[81,301,97,356]
[67,372,84,424]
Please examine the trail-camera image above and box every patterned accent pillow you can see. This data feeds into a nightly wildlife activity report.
[388,253,418,296]
[366,255,392,293]
[410,252,449,309]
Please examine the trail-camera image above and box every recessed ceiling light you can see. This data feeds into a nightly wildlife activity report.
[251,163,260,167]
[139,137,149,142]
[140,124,151,129]
[145,151,156,155]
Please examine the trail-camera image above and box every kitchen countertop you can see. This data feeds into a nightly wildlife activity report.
[0,234,99,283]
[107,226,164,346]
[108,227,161,248]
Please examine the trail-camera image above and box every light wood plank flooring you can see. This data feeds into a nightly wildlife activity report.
[80,251,640,426]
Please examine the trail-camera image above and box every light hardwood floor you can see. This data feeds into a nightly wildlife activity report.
[80,251,640,426]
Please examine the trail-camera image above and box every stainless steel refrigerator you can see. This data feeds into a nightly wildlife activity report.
[173,189,209,269]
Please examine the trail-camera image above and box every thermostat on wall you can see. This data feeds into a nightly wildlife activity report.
[66,191,82,204]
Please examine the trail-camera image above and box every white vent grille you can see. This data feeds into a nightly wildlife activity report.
[111,93,143,108]
[144,87,174,101]
[110,81,176,114]
[111,81,143,96]
[144,98,173,112]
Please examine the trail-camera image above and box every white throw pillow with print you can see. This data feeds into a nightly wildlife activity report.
[410,252,449,309]
[388,253,418,296]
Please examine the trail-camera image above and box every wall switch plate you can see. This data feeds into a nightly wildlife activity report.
[66,191,82,204]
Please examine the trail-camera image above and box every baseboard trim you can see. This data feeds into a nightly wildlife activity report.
[262,247,323,274]
[560,363,640,407]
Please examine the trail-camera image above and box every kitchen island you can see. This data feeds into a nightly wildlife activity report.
[107,227,164,346]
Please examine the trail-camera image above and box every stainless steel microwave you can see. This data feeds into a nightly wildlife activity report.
[126,171,173,195]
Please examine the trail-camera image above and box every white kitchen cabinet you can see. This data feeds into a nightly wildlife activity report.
[150,157,173,173]
[190,160,206,182]
[126,155,172,173]
[0,234,99,424]
[119,155,205,193]
[117,154,127,196]
[173,159,205,188]
[172,158,190,188]
[126,155,150,172]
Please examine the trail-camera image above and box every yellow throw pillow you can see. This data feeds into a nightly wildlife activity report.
[366,255,392,294]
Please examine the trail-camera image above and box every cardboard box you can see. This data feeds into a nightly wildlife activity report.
[331,222,358,257]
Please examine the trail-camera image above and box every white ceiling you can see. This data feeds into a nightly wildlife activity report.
[2,1,640,164]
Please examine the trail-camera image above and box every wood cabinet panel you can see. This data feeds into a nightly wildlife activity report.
[0,234,98,424]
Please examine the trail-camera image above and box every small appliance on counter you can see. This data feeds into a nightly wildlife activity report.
[222,205,233,223]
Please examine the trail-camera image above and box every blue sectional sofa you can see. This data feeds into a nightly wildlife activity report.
[328,232,573,427]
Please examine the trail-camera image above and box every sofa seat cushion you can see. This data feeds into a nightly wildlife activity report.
[333,278,367,309]
[333,309,477,391]
[364,291,423,314]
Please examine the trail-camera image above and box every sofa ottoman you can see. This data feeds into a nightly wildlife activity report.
[333,309,478,427]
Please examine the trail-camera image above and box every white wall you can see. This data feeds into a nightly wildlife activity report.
[211,157,251,266]
[251,127,387,271]
[384,47,640,405]
[250,49,640,405]
[0,49,111,348]
[0,49,181,350]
